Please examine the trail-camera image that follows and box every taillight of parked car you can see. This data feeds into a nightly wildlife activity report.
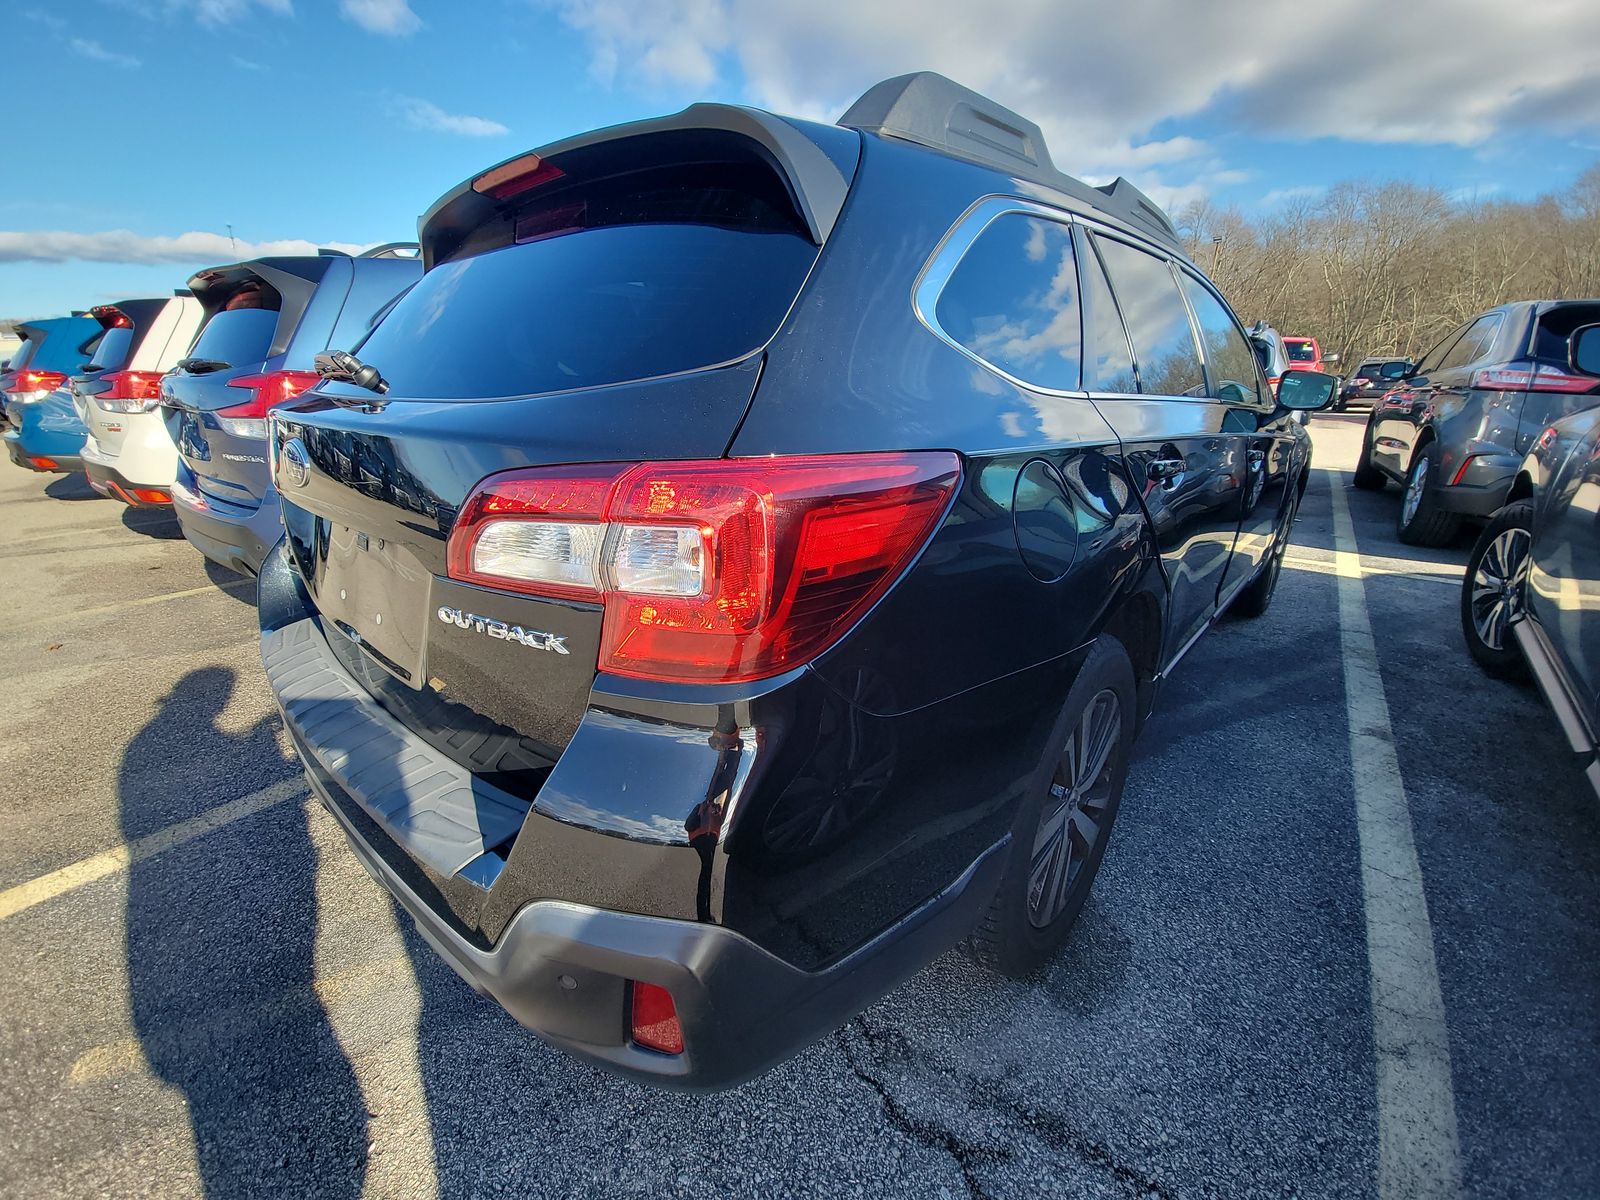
[219,370,321,438]
[1472,364,1598,394]
[5,369,67,404]
[94,370,169,413]
[446,451,962,683]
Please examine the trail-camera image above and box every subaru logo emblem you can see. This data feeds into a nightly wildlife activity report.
[282,438,311,488]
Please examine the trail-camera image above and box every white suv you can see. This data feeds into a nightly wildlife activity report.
[78,295,203,505]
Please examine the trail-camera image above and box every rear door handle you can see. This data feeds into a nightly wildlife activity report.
[1148,457,1186,484]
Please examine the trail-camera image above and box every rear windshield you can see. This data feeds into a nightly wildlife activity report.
[1533,303,1600,362]
[89,326,135,370]
[339,162,819,399]
[1357,360,1406,380]
[1286,341,1317,361]
[189,309,279,367]
[27,329,100,373]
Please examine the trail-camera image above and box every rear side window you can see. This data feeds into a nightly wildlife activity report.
[1439,313,1503,372]
[1081,245,1138,394]
[935,214,1082,391]
[89,326,135,370]
[340,162,819,399]
[1180,274,1263,405]
[1414,324,1468,376]
[1094,235,1205,398]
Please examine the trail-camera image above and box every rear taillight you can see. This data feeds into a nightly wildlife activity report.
[472,152,565,201]
[6,369,67,403]
[629,982,684,1055]
[95,370,168,413]
[447,452,962,684]
[1472,365,1597,394]
[220,370,321,438]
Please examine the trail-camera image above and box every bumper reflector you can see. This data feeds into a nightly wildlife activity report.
[629,982,684,1055]
[132,487,172,506]
[28,456,58,470]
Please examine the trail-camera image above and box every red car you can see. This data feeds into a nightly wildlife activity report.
[1284,335,1332,374]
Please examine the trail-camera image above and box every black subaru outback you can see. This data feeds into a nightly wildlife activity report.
[259,72,1335,1089]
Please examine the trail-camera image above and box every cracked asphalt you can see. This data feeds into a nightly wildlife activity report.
[1,414,1597,1198]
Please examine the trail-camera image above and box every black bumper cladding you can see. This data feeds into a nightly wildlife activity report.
[260,554,1009,1089]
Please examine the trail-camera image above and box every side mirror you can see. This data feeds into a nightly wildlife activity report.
[1325,352,1341,364]
[1277,369,1338,411]
[1570,324,1600,377]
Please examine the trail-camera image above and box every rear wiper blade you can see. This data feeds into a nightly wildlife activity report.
[315,350,389,397]
[176,357,230,374]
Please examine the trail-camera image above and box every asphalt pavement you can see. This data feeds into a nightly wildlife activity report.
[0,414,1595,1199]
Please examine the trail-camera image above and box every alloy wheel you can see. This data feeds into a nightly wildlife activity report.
[1401,456,1429,527]
[1028,689,1122,928]
[1469,526,1531,650]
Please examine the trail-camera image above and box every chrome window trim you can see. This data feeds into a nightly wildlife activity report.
[911,196,1091,399]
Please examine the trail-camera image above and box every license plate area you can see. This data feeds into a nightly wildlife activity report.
[313,520,433,686]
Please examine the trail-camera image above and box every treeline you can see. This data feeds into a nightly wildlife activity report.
[1177,164,1600,364]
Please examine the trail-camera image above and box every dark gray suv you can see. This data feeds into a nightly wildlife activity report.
[1353,300,1600,545]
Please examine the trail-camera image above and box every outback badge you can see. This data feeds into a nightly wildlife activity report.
[436,606,569,654]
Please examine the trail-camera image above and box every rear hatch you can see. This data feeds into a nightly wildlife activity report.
[162,258,343,510]
[3,316,102,428]
[271,117,857,786]
[73,300,169,440]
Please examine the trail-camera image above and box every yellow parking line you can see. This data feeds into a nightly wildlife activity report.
[10,578,253,631]
[0,778,305,922]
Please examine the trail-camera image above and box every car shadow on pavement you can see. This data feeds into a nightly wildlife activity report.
[120,505,186,541]
[120,666,369,1198]
[43,474,103,502]
[203,557,258,603]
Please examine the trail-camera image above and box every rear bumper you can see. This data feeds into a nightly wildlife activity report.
[5,431,81,472]
[258,544,1010,1090]
[83,459,171,506]
[303,737,1004,1090]
[81,411,179,492]
[170,463,278,574]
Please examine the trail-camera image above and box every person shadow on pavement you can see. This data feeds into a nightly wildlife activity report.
[121,666,369,1197]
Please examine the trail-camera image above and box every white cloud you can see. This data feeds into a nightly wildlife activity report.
[229,54,267,70]
[393,96,509,137]
[69,38,142,68]
[0,230,372,266]
[177,0,293,25]
[340,0,421,36]
[548,0,1600,160]
[1260,185,1328,207]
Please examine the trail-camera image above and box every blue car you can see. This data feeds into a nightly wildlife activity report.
[2,313,103,472]
[163,245,420,575]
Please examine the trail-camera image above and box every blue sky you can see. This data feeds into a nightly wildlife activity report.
[5,0,1599,318]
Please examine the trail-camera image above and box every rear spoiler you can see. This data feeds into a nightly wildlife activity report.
[89,297,168,332]
[186,256,340,360]
[419,106,856,269]
[838,71,1180,248]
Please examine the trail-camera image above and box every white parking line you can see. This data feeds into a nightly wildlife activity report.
[1328,471,1463,1200]
[9,578,254,631]
[0,778,306,921]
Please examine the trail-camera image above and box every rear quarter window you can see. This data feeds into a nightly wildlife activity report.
[88,326,135,370]
[932,212,1082,392]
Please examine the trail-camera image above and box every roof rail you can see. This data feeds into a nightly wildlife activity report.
[359,241,422,260]
[838,71,1180,251]
[316,248,351,257]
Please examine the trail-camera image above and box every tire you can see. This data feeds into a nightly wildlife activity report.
[1461,501,1533,680]
[1396,440,1462,547]
[1353,419,1386,491]
[1231,484,1300,619]
[965,636,1136,978]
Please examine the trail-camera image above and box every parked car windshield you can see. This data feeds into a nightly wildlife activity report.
[339,165,820,399]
